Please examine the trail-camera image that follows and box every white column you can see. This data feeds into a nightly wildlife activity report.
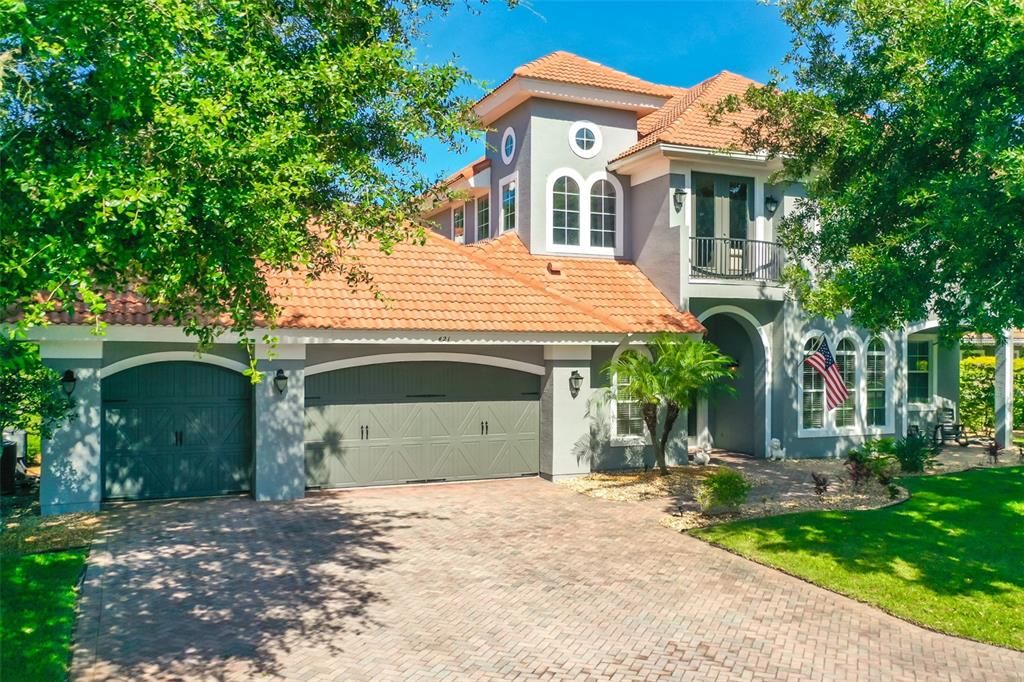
[994,330,1014,450]
[39,341,104,515]
[253,344,306,501]
[539,345,593,480]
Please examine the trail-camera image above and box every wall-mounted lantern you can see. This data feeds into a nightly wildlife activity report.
[672,187,686,213]
[568,370,584,399]
[727,360,740,374]
[764,195,779,216]
[273,369,288,395]
[59,369,77,396]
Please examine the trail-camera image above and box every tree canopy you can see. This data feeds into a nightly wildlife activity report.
[730,0,1024,338]
[1,0,480,351]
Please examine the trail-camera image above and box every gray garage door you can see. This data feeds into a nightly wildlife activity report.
[304,361,540,488]
[101,361,253,500]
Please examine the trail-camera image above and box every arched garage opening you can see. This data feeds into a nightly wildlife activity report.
[304,361,540,488]
[101,361,253,500]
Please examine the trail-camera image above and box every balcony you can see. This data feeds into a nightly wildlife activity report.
[689,237,784,283]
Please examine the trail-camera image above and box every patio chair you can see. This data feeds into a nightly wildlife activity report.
[933,407,966,447]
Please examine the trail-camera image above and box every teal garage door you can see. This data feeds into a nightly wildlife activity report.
[101,362,253,500]
[304,361,540,488]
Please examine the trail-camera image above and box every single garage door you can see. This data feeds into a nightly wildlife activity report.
[304,361,539,488]
[101,361,253,500]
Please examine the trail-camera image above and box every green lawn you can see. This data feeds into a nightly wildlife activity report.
[1,550,88,681]
[693,466,1024,650]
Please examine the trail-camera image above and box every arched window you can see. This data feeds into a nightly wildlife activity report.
[866,338,887,426]
[552,176,580,246]
[834,338,857,427]
[802,338,825,429]
[590,180,616,248]
[611,346,649,440]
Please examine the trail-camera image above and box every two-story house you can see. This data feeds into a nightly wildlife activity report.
[33,51,1012,515]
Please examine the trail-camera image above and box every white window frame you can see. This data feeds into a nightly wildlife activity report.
[833,335,858,429]
[498,170,518,233]
[475,194,490,242]
[906,337,935,406]
[610,343,652,446]
[545,169,623,257]
[797,331,896,438]
[500,126,516,165]
[451,204,465,243]
[568,120,602,159]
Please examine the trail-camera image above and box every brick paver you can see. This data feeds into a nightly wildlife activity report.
[72,478,1024,681]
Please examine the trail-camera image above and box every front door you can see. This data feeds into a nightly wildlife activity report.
[692,172,755,276]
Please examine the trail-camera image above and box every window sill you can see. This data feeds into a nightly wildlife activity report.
[610,436,647,448]
[797,426,895,439]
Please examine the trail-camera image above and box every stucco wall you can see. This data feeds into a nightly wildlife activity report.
[304,344,544,368]
[487,103,534,248]
[631,174,679,307]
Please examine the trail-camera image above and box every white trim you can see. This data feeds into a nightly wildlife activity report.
[255,343,307,361]
[544,169,624,257]
[38,340,104,360]
[568,120,602,159]
[498,170,519,233]
[697,306,772,457]
[865,334,897,433]
[451,204,466,244]
[100,351,249,379]
[609,340,652,445]
[626,156,671,188]
[474,194,491,241]
[474,76,666,126]
[305,352,545,377]
[500,127,516,165]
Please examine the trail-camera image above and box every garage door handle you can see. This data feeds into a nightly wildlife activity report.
[485,421,489,435]
[480,421,484,435]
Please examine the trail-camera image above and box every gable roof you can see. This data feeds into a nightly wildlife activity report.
[511,51,683,99]
[618,71,763,160]
[46,231,703,336]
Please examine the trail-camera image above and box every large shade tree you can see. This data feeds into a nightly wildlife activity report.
[722,0,1024,339]
[605,333,735,475]
[1,0,487,367]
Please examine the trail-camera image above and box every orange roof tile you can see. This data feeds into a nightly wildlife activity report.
[46,232,703,336]
[441,156,491,187]
[511,51,683,99]
[617,71,763,160]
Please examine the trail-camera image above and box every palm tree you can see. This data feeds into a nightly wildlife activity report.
[604,333,735,475]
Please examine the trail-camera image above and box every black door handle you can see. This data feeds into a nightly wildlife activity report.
[481,421,484,435]
[365,425,369,440]
[485,421,489,435]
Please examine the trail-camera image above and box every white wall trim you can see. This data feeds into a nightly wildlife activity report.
[697,306,772,457]
[568,120,602,159]
[498,170,519,234]
[305,352,545,377]
[609,340,653,444]
[101,351,249,379]
[544,168,624,258]
[500,126,516,165]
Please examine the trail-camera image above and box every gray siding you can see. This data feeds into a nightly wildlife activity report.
[487,104,534,248]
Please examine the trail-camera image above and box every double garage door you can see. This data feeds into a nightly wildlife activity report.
[100,359,540,500]
[305,361,540,488]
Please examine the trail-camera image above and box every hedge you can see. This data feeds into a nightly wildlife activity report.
[959,356,1024,436]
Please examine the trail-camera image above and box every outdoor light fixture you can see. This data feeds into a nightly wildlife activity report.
[273,369,288,395]
[764,195,779,215]
[672,187,685,212]
[568,370,584,399]
[60,369,77,396]
[727,360,740,373]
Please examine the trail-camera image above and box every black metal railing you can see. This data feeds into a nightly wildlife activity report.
[689,237,784,282]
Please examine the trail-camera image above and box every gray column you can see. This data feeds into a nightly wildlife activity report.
[539,346,593,480]
[994,330,1015,449]
[40,352,103,515]
[253,352,306,502]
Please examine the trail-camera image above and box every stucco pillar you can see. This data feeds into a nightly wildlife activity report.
[39,341,104,515]
[539,345,593,480]
[253,344,306,501]
[994,330,1015,449]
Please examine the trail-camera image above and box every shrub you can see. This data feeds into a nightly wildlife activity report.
[845,441,898,489]
[695,467,751,514]
[810,472,830,498]
[892,432,940,473]
[959,356,1024,435]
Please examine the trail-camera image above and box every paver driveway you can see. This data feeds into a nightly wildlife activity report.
[73,478,1024,681]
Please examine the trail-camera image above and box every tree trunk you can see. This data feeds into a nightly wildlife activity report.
[659,402,680,469]
[641,402,666,475]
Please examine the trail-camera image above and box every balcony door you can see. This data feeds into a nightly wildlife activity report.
[692,172,754,276]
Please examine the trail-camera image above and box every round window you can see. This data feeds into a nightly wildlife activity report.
[500,127,516,164]
[568,121,602,158]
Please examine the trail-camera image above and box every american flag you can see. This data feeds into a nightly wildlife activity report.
[805,337,850,410]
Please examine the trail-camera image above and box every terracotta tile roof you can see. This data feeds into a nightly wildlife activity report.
[511,51,683,99]
[617,71,763,160]
[45,232,702,336]
[441,156,490,187]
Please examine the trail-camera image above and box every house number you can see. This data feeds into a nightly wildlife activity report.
[437,335,451,342]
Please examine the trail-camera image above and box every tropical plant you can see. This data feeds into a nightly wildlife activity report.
[958,356,1024,435]
[891,432,940,473]
[603,333,735,475]
[810,472,830,498]
[0,336,73,440]
[715,0,1024,339]
[844,439,898,489]
[695,467,751,514]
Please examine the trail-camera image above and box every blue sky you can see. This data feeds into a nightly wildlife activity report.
[413,0,793,179]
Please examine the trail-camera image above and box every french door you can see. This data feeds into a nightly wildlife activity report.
[692,172,755,275]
